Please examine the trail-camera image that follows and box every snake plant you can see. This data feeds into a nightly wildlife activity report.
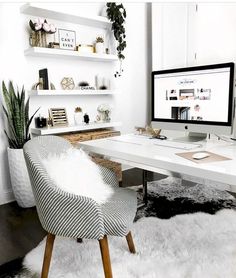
[1,81,39,149]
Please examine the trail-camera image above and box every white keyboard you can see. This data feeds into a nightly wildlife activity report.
[153,140,201,150]
[108,134,201,150]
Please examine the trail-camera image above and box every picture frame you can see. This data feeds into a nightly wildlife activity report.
[49,108,68,126]
[39,68,49,90]
[58,29,76,51]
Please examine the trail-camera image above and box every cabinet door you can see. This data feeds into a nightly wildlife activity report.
[192,3,236,65]
[152,3,190,70]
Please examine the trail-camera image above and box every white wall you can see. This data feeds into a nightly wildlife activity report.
[0,2,150,204]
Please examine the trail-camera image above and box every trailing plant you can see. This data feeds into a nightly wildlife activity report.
[106,3,126,77]
[1,81,40,149]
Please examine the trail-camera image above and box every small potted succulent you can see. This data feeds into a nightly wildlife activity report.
[95,36,104,54]
[74,106,83,125]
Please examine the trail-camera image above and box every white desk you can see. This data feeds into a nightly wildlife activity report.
[79,134,236,193]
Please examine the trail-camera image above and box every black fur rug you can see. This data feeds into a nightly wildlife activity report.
[135,177,236,220]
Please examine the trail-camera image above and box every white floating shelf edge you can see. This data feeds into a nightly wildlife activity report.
[21,3,112,29]
[31,122,122,135]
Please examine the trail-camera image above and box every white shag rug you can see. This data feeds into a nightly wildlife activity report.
[22,209,236,278]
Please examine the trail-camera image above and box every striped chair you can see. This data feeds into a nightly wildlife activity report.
[23,136,137,278]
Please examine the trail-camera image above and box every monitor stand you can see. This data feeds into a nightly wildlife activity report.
[172,132,207,143]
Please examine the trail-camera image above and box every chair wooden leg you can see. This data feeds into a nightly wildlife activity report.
[126,231,136,254]
[41,233,55,278]
[99,235,113,278]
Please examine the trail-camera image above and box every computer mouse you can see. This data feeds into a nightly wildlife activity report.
[192,152,210,160]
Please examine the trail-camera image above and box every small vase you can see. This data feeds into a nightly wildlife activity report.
[41,32,47,48]
[95,42,104,54]
[99,111,110,122]
[30,31,47,48]
[74,112,83,125]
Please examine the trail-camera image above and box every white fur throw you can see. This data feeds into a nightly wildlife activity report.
[42,148,113,204]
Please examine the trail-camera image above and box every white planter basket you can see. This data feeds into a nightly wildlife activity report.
[7,148,35,207]
[74,112,83,125]
[95,42,104,54]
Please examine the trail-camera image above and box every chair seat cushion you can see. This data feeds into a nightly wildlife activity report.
[101,187,137,236]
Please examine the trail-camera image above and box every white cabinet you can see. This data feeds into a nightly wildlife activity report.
[190,3,236,66]
[152,3,193,70]
[152,3,236,70]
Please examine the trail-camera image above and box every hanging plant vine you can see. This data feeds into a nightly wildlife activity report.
[106,3,126,77]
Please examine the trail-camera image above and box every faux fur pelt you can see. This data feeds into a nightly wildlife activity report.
[42,148,113,204]
[23,209,236,278]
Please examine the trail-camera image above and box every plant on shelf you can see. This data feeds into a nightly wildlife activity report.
[1,81,40,207]
[29,18,56,48]
[106,2,126,77]
[96,37,104,43]
[97,103,111,122]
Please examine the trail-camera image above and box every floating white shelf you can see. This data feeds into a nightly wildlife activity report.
[31,121,122,135]
[24,47,118,62]
[28,90,117,96]
[21,3,112,29]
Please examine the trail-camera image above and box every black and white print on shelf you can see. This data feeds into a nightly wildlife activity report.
[58,29,76,51]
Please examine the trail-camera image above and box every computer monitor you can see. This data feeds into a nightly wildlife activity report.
[151,62,235,141]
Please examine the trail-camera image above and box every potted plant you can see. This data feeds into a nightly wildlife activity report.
[106,3,127,77]
[74,106,83,125]
[97,103,111,122]
[95,36,104,54]
[1,81,39,207]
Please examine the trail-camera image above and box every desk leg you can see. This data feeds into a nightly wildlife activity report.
[143,170,148,205]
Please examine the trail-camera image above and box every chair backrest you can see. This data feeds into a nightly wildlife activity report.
[23,135,105,238]
[23,136,71,229]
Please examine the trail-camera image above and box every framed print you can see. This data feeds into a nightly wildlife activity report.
[49,108,68,126]
[58,29,76,50]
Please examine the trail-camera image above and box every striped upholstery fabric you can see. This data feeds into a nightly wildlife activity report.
[23,135,137,240]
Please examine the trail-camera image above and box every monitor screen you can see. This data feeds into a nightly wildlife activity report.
[151,63,234,135]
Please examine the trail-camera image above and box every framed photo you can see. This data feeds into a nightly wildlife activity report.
[39,68,49,89]
[58,29,76,51]
[49,108,68,126]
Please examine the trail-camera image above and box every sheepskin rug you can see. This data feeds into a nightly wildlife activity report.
[14,177,236,278]
[19,209,236,278]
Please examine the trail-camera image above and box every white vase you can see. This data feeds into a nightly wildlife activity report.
[95,42,104,54]
[7,148,35,208]
[74,112,83,125]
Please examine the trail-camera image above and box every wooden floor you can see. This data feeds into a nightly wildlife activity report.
[0,168,165,266]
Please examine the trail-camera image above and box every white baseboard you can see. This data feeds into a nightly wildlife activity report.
[0,190,15,205]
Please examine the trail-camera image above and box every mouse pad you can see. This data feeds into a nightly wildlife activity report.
[176,151,231,164]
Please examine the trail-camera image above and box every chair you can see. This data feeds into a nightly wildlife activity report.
[23,135,137,278]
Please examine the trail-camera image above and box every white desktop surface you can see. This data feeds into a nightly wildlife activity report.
[79,134,236,191]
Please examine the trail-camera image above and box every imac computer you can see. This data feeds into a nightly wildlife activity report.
[151,62,235,142]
